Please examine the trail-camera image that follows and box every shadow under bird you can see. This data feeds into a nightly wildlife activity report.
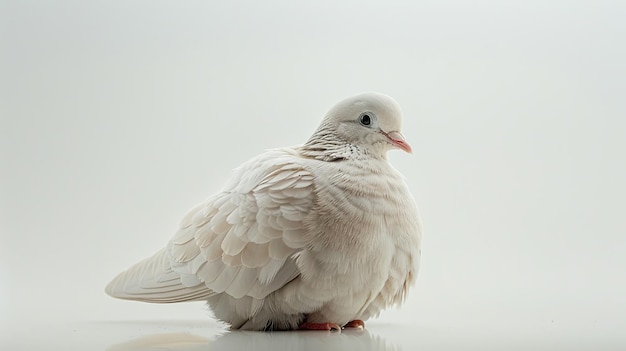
[106,92,422,332]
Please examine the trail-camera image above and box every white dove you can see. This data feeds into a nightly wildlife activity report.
[106,92,422,331]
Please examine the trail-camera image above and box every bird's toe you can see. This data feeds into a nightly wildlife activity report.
[299,322,342,332]
[343,319,365,329]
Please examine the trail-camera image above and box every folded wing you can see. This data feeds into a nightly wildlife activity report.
[106,149,315,304]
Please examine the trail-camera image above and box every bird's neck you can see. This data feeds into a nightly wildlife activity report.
[299,124,387,162]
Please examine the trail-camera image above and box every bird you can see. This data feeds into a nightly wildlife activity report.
[105,92,422,332]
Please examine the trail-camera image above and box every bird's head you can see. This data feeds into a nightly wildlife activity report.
[303,93,411,160]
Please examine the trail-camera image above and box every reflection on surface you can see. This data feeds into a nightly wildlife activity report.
[108,333,211,351]
[214,329,400,351]
[108,327,400,351]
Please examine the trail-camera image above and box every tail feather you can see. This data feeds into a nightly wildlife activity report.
[105,248,214,303]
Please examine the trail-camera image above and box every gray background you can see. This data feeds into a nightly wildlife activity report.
[2,0,625,349]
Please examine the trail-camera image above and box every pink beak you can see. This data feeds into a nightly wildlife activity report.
[383,131,412,153]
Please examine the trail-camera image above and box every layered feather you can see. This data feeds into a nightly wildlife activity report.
[106,149,316,307]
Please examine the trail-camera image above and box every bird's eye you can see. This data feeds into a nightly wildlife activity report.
[359,114,371,126]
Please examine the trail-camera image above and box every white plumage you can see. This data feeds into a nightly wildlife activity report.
[106,93,422,331]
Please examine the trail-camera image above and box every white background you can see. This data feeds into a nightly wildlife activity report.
[2,0,625,349]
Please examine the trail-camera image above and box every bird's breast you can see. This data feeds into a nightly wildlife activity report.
[305,161,420,252]
[288,159,421,315]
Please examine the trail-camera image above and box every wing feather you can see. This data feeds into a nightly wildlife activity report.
[225,267,259,298]
[268,238,295,259]
[105,248,214,303]
[222,252,242,266]
[196,259,225,283]
[211,265,241,293]
[202,235,224,260]
[241,242,271,268]
[258,257,287,284]
[221,231,247,255]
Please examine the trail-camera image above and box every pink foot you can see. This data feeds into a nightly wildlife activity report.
[344,320,365,329]
[299,322,342,332]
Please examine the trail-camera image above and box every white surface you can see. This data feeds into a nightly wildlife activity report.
[2,0,625,349]
[3,318,619,350]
